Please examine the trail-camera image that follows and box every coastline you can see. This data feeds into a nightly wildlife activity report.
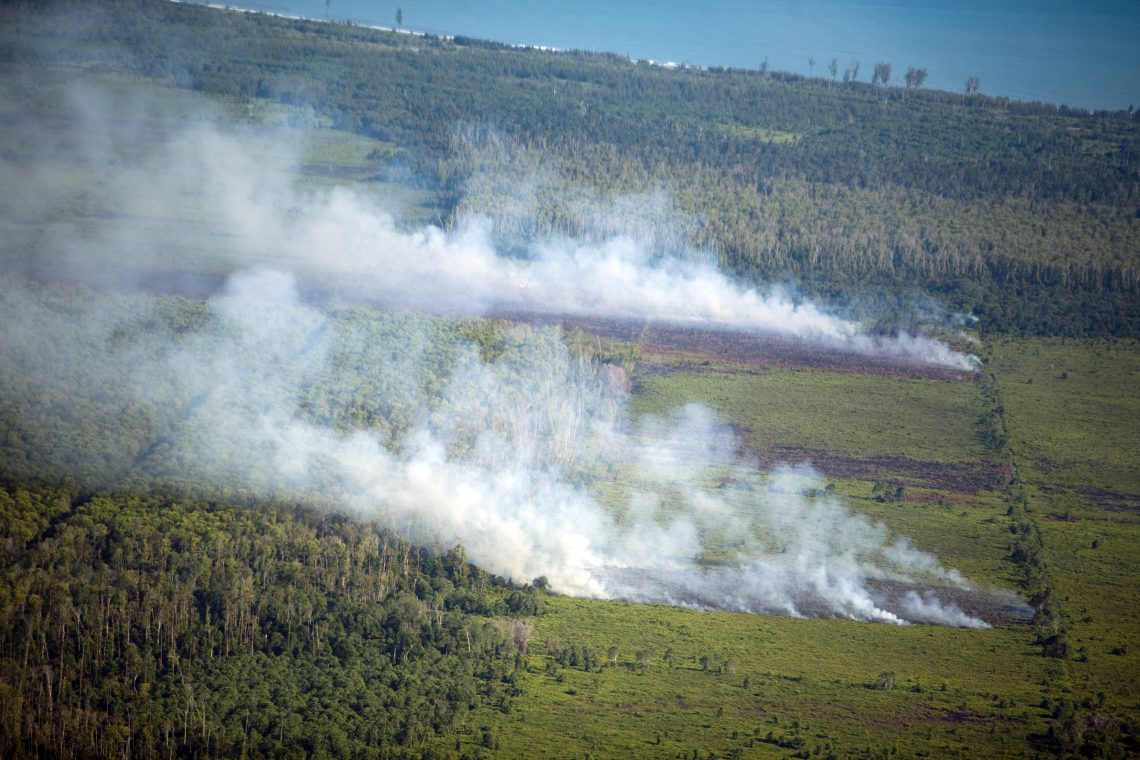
[168,0,1135,111]
[178,0,691,70]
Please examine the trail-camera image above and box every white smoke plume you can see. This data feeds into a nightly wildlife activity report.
[0,79,992,625]
[272,194,979,370]
[0,73,978,370]
[0,268,989,626]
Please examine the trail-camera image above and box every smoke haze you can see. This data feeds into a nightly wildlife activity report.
[0,79,992,626]
[2,73,979,369]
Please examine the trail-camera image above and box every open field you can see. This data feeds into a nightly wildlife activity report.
[990,338,1140,733]
[442,595,1056,759]
[633,365,986,463]
[991,338,1140,502]
[0,182,1130,760]
[8,298,1135,755]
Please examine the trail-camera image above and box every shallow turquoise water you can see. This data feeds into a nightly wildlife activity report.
[250,0,1139,110]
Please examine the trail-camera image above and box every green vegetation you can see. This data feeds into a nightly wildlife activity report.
[462,595,1053,758]
[0,1,1138,758]
[989,338,1140,751]
[990,338,1140,498]
[5,281,1135,757]
[632,366,987,462]
[0,483,539,758]
[627,354,1019,580]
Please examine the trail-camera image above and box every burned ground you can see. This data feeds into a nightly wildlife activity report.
[551,314,976,381]
[753,446,1010,495]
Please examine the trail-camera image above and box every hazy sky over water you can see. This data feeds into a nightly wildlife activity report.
[258,0,1139,109]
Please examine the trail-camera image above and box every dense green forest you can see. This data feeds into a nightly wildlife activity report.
[0,480,541,758]
[2,0,1139,336]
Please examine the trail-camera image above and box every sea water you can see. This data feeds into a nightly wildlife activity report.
[242,0,1138,111]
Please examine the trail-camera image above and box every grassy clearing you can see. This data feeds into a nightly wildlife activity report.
[628,360,1011,584]
[631,366,988,464]
[615,358,1014,588]
[989,337,1140,732]
[464,336,1140,758]
[437,595,1052,758]
[989,337,1140,499]
[426,352,1063,757]
[847,486,1017,588]
[1034,517,1140,732]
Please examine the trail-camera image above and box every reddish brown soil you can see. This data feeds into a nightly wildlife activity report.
[1081,486,1140,511]
[1044,512,1081,522]
[865,579,1032,626]
[1036,484,1138,513]
[905,490,979,507]
[600,567,1031,627]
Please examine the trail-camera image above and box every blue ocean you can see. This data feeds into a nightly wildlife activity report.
[239,0,1139,111]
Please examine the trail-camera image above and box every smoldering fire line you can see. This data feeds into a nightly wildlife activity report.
[0,76,978,372]
[0,267,993,627]
[1,90,992,625]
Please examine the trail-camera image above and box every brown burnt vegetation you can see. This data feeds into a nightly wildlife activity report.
[554,315,976,381]
[754,446,1011,494]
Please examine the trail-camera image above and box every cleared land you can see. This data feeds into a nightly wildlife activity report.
[412,331,1137,758]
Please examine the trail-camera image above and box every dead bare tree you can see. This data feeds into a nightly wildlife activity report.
[509,618,534,654]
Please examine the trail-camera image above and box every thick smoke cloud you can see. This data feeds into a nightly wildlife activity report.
[0,269,989,626]
[253,192,979,370]
[0,80,990,626]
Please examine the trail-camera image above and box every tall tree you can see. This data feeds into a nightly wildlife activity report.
[396,7,403,28]
[808,56,816,76]
[904,66,928,89]
[828,57,838,82]
[872,62,892,86]
[966,75,981,96]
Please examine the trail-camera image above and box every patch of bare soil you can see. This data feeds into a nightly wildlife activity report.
[1044,512,1081,522]
[754,445,1011,494]
[866,579,1033,626]
[1034,483,1139,514]
[915,704,1022,726]
[905,489,984,507]
[1080,487,1140,512]
[13,269,973,381]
